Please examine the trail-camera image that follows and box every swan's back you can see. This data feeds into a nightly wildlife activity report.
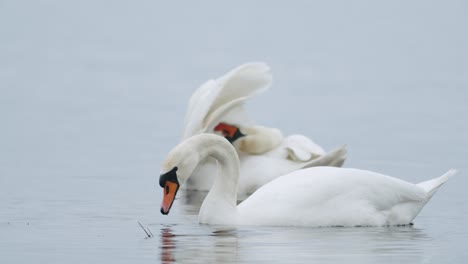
[237,167,446,227]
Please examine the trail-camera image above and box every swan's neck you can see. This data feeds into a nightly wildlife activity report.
[195,138,240,225]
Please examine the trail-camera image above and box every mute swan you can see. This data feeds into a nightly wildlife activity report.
[159,134,455,227]
[182,62,347,195]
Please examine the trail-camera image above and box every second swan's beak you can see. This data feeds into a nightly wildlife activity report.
[161,181,179,215]
[214,122,245,143]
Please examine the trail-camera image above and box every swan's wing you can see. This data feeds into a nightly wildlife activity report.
[262,135,345,166]
[183,80,221,139]
[182,62,272,139]
[236,145,347,196]
[202,97,249,134]
[283,135,326,161]
[300,145,347,168]
[237,167,426,226]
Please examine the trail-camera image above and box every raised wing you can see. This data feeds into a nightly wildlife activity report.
[182,62,272,139]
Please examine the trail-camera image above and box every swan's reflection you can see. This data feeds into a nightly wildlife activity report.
[159,226,239,263]
[158,223,433,263]
[162,189,433,263]
[160,228,176,264]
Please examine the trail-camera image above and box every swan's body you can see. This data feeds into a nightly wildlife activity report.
[160,134,455,227]
[187,136,346,197]
[182,62,346,195]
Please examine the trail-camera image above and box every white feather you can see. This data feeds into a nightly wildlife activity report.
[162,134,455,227]
[181,62,346,194]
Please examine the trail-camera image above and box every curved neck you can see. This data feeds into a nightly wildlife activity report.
[190,135,240,224]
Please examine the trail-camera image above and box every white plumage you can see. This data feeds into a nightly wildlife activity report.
[181,62,346,195]
[161,134,455,227]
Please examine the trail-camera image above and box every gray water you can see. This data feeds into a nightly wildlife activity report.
[1,1,468,263]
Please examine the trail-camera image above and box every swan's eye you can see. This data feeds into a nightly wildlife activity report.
[159,166,179,187]
[165,185,170,195]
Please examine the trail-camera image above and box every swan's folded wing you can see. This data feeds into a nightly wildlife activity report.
[300,145,347,168]
[182,62,272,139]
[283,135,326,161]
[237,167,427,226]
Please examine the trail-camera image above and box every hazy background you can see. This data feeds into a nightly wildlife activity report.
[1,0,467,263]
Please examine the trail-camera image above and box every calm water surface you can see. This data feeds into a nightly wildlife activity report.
[1,1,467,263]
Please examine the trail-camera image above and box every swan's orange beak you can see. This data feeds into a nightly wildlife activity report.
[214,122,237,138]
[161,181,179,215]
[214,123,245,143]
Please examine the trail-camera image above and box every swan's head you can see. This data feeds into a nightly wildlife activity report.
[214,122,283,154]
[214,122,245,144]
[159,136,202,215]
[159,166,179,215]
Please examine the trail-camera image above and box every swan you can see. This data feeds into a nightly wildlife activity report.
[182,62,347,195]
[159,134,456,227]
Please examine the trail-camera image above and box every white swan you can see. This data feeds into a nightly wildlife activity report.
[159,134,456,227]
[182,62,347,195]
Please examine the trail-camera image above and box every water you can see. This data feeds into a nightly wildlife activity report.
[1,1,467,263]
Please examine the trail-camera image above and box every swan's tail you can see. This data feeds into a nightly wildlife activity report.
[417,169,457,198]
